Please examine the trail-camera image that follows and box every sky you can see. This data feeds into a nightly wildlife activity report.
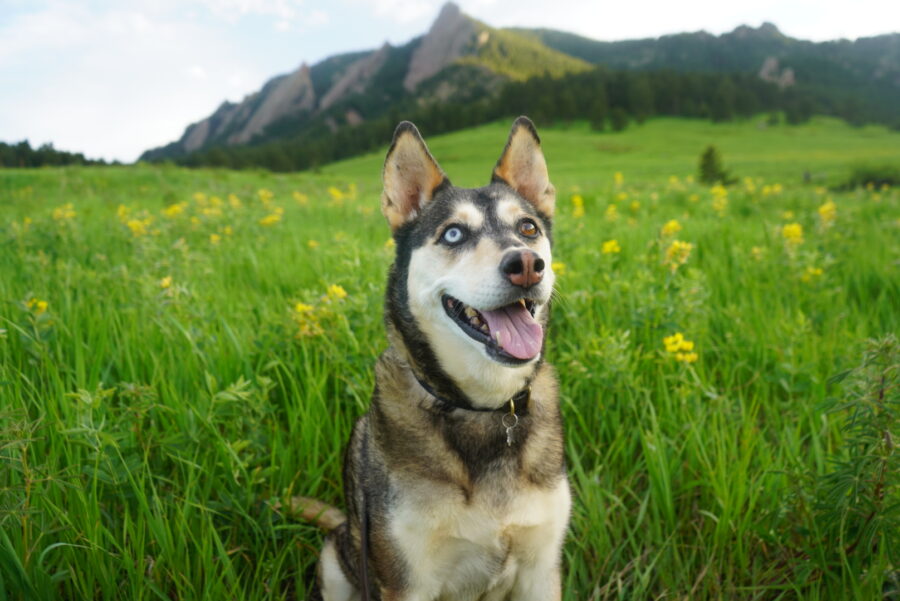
[1,0,897,162]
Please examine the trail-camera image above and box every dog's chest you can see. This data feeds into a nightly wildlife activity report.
[388,475,570,599]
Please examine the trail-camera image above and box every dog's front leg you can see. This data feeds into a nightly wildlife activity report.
[507,478,570,601]
[510,564,562,601]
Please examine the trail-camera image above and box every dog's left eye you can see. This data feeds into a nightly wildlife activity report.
[442,226,465,245]
[518,219,539,238]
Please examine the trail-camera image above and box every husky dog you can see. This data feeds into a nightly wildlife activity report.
[310,116,570,601]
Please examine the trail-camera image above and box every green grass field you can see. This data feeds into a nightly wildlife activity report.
[1,116,899,600]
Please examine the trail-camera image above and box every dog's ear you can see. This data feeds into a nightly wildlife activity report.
[382,122,448,230]
[491,116,555,218]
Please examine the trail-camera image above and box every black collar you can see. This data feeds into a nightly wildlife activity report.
[413,373,530,415]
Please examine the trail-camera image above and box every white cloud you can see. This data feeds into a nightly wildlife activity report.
[0,2,274,161]
[347,0,435,25]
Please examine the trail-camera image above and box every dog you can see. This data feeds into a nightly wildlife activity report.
[306,116,570,601]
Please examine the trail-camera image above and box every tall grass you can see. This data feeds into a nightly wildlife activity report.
[1,117,898,599]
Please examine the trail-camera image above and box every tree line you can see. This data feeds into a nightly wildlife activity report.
[0,141,107,168]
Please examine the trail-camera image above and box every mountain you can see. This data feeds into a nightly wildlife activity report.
[141,3,588,161]
[519,25,900,122]
[141,4,899,165]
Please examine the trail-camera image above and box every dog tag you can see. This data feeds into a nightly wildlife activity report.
[502,413,518,447]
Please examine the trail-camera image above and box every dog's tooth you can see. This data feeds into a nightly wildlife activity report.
[464,307,477,318]
[471,316,482,326]
[518,299,526,308]
[494,331,502,345]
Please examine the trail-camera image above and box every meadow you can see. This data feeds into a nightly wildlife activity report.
[1,116,899,600]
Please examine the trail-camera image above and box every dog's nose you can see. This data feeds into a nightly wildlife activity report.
[500,250,544,288]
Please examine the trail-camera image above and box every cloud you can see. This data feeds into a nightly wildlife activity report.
[346,0,436,25]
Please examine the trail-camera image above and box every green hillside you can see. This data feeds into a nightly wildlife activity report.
[460,24,591,81]
[321,116,900,187]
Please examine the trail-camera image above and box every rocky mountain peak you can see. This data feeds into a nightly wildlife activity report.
[403,1,477,91]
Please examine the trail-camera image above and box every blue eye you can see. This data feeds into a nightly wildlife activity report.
[442,226,465,244]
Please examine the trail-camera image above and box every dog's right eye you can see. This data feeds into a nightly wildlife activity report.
[441,226,465,245]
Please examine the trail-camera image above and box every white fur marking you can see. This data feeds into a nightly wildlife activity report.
[453,201,484,230]
[388,478,570,600]
[320,538,359,601]
[496,198,523,226]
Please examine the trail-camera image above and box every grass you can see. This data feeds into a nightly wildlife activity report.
[0,115,899,599]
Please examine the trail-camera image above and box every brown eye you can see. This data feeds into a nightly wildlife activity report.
[518,219,539,238]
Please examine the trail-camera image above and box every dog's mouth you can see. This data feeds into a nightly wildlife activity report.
[442,294,543,364]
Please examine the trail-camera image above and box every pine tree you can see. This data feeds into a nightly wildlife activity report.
[698,145,731,184]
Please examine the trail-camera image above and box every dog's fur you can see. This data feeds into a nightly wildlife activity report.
[312,117,570,601]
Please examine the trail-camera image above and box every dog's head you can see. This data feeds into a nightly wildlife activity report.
[382,117,556,408]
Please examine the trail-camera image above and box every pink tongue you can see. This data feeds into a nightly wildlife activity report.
[480,303,543,360]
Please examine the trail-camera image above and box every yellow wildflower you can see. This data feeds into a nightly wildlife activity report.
[551,261,566,276]
[327,186,345,203]
[664,240,693,272]
[571,194,585,218]
[782,210,795,220]
[326,284,348,301]
[661,219,682,236]
[615,192,629,203]
[601,239,621,254]
[193,192,207,204]
[126,219,149,237]
[614,172,624,187]
[307,239,320,249]
[26,298,49,315]
[688,193,700,203]
[210,233,221,245]
[257,189,274,205]
[629,201,640,213]
[228,194,242,209]
[52,203,76,221]
[293,191,310,206]
[663,333,698,362]
[294,302,314,314]
[209,195,223,207]
[162,202,187,218]
[222,226,233,236]
[292,302,323,337]
[605,205,618,222]
[385,238,396,249]
[801,266,824,283]
[160,276,172,289]
[818,200,836,227]
[751,246,765,261]
[259,213,281,226]
[782,223,803,246]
